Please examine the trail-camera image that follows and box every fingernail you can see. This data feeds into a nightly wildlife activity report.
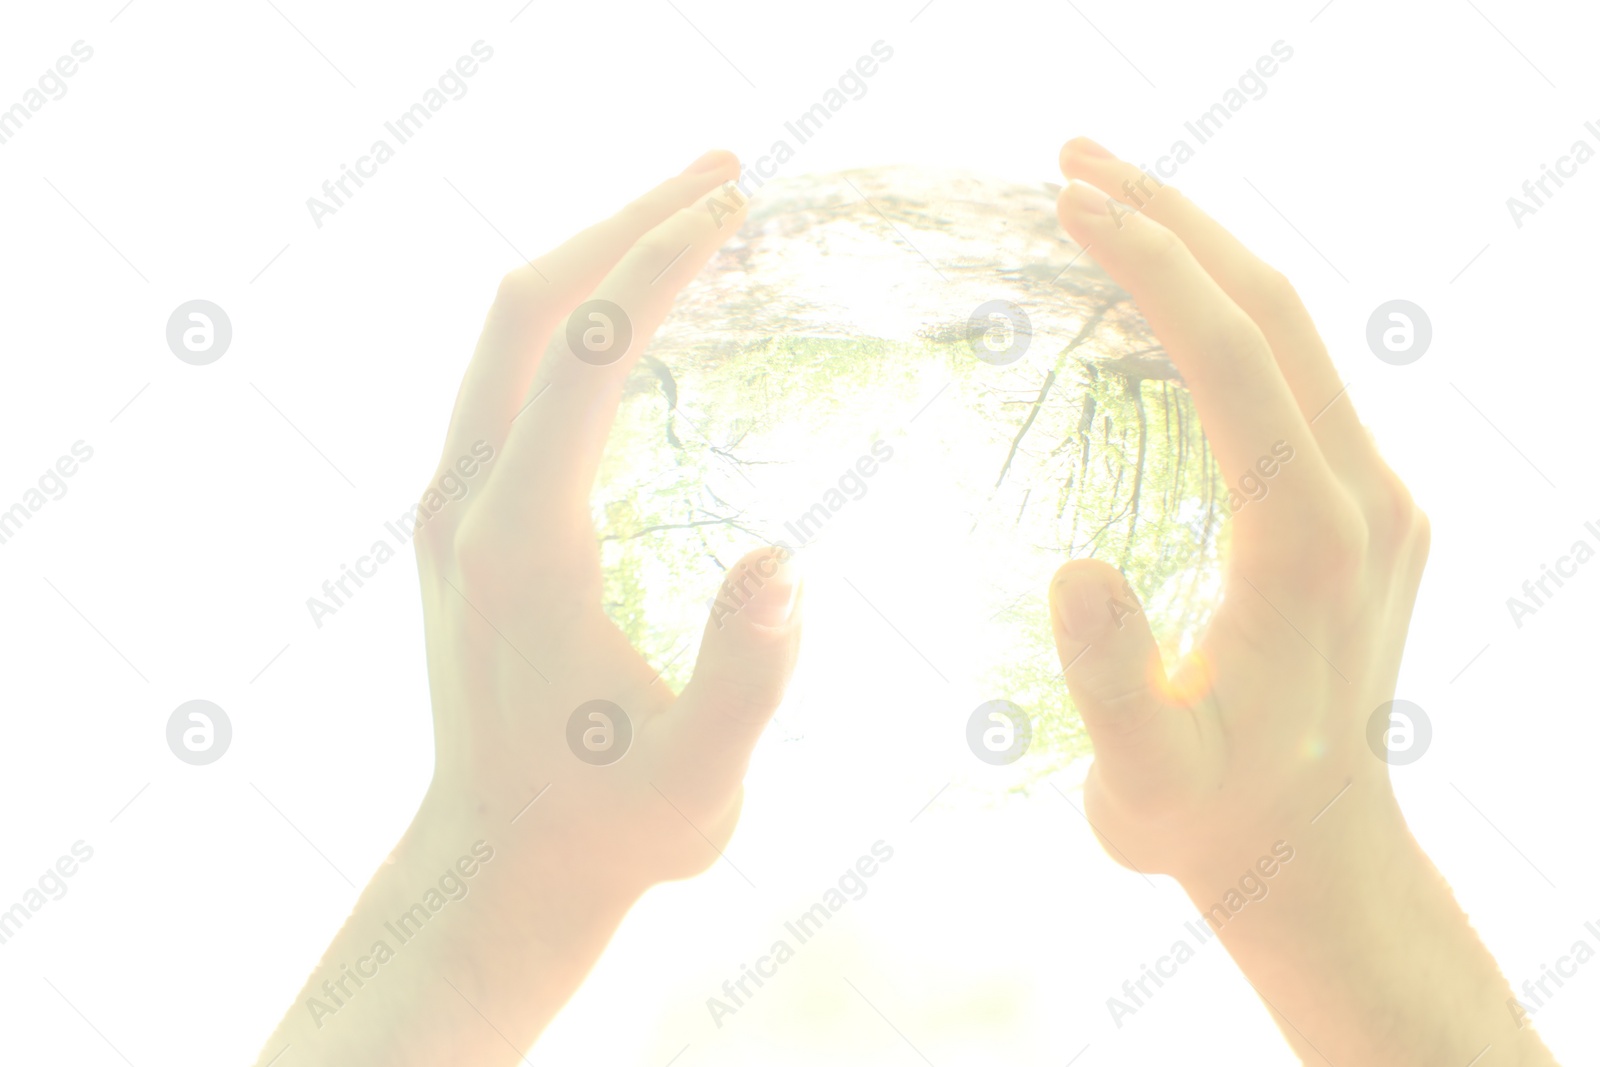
[685,150,727,174]
[1054,572,1110,642]
[1063,181,1109,218]
[1067,137,1113,159]
[744,554,800,627]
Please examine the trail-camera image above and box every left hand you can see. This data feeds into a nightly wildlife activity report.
[416,149,803,900]
[252,151,805,1067]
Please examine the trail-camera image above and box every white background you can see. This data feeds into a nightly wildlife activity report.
[0,0,1596,1064]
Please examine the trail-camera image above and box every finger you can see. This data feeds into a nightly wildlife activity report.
[656,548,802,811]
[1056,178,1355,551]
[433,151,742,477]
[1060,139,1380,489]
[1049,559,1207,810]
[490,190,750,521]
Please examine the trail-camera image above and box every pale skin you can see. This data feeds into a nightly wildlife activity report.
[250,144,1557,1065]
[250,150,800,1066]
[1053,137,1558,1065]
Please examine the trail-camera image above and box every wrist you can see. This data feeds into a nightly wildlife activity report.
[1171,773,1410,927]
[409,777,645,942]
[282,781,641,1063]
[1168,781,1556,1065]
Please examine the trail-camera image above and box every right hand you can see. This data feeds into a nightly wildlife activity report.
[1049,137,1427,883]
[1044,138,1551,1065]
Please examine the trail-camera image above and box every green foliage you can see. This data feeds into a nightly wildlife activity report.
[595,329,1226,766]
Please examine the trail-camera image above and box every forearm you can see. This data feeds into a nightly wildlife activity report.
[1181,783,1557,1065]
[250,786,638,1067]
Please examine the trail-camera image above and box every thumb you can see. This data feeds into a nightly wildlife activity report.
[660,547,803,806]
[1049,559,1201,810]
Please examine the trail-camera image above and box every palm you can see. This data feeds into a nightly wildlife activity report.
[413,155,802,898]
[1052,140,1428,886]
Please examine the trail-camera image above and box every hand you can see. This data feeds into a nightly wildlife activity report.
[417,148,801,900]
[252,151,804,1067]
[1051,134,1416,910]
[1049,138,1555,1065]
